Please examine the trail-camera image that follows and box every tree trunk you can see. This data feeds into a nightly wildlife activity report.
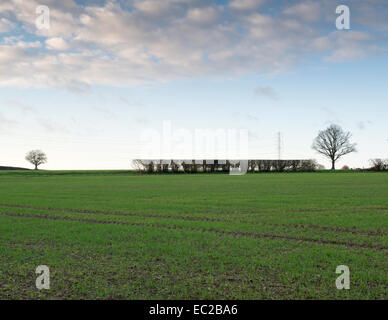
[34,163,38,170]
[331,159,335,170]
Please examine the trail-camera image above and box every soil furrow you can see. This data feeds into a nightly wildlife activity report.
[1,211,386,251]
[0,203,385,236]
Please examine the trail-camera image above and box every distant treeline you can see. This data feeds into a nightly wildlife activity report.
[368,159,388,171]
[132,159,319,173]
[0,166,29,170]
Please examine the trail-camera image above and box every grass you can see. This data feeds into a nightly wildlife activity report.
[0,171,387,299]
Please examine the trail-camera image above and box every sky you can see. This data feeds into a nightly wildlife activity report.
[0,0,387,170]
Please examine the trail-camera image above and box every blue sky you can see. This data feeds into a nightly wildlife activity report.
[0,0,387,169]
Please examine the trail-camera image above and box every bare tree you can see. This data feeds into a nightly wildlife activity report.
[370,159,388,171]
[312,124,356,170]
[131,159,145,172]
[25,150,47,170]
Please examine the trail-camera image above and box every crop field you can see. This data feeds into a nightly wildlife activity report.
[0,171,387,299]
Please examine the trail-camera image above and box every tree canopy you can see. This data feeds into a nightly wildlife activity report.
[25,150,47,170]
[312,124,356,170]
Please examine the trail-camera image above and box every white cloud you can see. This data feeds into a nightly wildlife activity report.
[0,0,385,89]
[46,37,69,50]
[0,17,14,33]
[254,86,279,100]
[186,7,219,25]
[283,1,321,23]
[133,0,174,16]
[313,31,375,62]
[229,0,265,11]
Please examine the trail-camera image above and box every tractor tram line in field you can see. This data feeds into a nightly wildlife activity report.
[1,210,387,251]
[0,203,386,236]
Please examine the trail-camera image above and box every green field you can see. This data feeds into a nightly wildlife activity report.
[0,171,387,299]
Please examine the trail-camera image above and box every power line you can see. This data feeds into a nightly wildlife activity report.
[277,132,282,160]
